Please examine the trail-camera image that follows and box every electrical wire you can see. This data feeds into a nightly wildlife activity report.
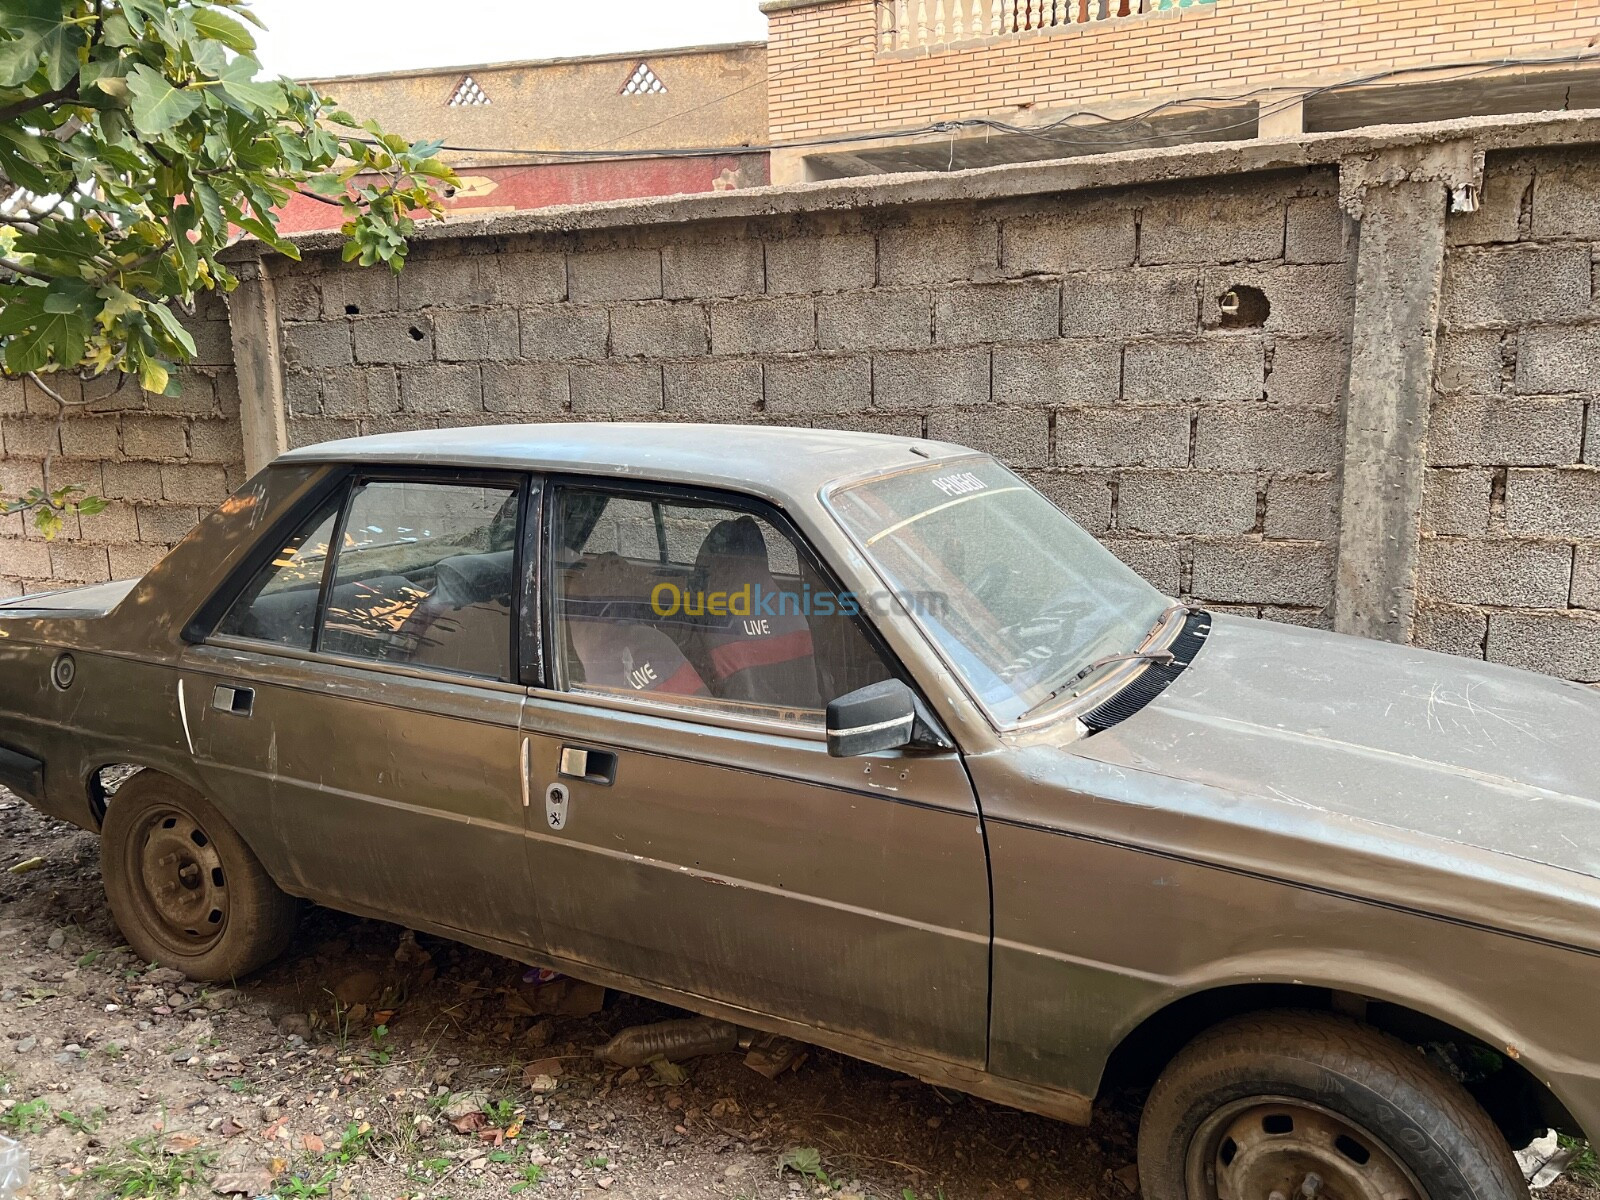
[353,45,1600,165]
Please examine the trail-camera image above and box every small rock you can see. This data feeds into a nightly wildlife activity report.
[724,1166,747,1180]
[443,1091,488,1121]
[15,1036,36,1054]
[596,1176,613,1190]
[334,971,382,1008]
[1014,1179,1031,1192]
[926,1116,942,1129]
[525,1074,559,1095]
[276,1013,312,1039]
[211,1167,276,1197]
[134,988,162,1006]
[46,929,65,951]
[1113,1165,1140,1194]
[145,967,186,986]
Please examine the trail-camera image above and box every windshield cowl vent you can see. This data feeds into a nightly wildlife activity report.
[1080,608,1212,734]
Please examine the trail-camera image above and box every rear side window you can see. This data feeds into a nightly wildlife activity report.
[321,480,518,680]
[215,499,341,650]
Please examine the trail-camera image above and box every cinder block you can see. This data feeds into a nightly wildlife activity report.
[569,363,663,416]
[1487,612,1600,682]
[1515,327,1600,395]
[101,461,163,501]
[994,341,1119,406]
[281,322,353,370]
[1414,605,1488,659]
[1190,541,1333,607]
[926,408,1049,469]
[148,371,219,416]
[60,416,120,459]
[764,356,871,414]
[121,415,189,461]
[810,412,923,439]
[1194,407,1337,472]
[1427,396,1584,467]
[2,418,59,457]
[1001,208,1137,273]
[320,267,399,317]
[765,234,876,294]
[934,281,1059,345]
[611,303,710,359]
[568,247,662,303]
[1419,538,1572,608]
[1267,337,1347,406]
[1139,185,1286,265]
[1026,471,1113,533]
[77,499,138,545]
[49,543,110,583]
[286,417,361,448]
[1264,476,1336,541]
[1119,471,1257,535]
[109,544,168,579]
[187,318,233,367]
[1573,545,1600,609]
[1531,160,1600,239]
[663,241,763,299]
[160,463,229,504]
[1434,330,1503,396]
[521,306,609,361]
[664,360,762,417]
[1440,246,1591,328]
[1446,170,1529,246]
[274,275,323,323]
[0,540,50,578]
[1124,339,1265,403]
[0,374,26,415]
[188,418,245,466]
[1199,264,1350,335]
[0,460,43,495]
[320,368,401,418]
[482,364,569,415]
[1060,270,1198,337]
[878,222,1000,286]
[872,349,989,410]
[709,297,816,355]
[287,371,325,420]
[352,315,434,365]
[1056,408,1190,468]
[492,251,567,305]
[1284,195,1348,264]
[396,255,493,309]
[1100,538,1182,594]
[434,310,521,362]
[1421,468,1492,537]
[1504,467,1600,538]
[400,364,483,415]
[817,290,930,351]
[136,504,203,545]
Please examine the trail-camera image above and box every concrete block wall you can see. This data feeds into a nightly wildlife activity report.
[0,296,245,597]
[269,166,1350,626]
[1419,145,1600,680]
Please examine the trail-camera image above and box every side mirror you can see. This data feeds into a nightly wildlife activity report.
[826,679,951,758]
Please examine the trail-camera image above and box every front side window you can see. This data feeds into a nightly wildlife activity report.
[320,480,519,680]
[549,485,894,727]
[829,458,1169,727]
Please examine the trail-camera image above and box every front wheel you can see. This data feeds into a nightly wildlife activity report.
[1138,1011,1528,1200]
[102,772,299,981]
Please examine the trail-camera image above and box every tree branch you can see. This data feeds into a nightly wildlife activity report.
[0,79,81,125]
[0,256,51,282]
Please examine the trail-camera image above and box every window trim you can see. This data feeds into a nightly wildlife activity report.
[197,464,529,687]
[537,473,934,738]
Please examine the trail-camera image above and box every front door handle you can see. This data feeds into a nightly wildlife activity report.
[212,684,254,717]
[557,745,617,786]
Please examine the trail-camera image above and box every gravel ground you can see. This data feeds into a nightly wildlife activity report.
[2,785,1597,1200]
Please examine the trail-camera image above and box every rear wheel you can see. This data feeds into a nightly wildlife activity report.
[102,772,298,980]
[1138,1010,1527,1200]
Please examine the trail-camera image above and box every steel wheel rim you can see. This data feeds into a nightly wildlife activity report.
[127,805,230,955]
[1185,1097,1429,1200]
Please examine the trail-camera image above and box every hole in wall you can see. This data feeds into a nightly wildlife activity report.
[344,304,360,316]
[1217,285,1270,329]
[408,326,425,341]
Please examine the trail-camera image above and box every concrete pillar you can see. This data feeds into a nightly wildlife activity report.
[225,258,289,477]
[1332,145,1477,643]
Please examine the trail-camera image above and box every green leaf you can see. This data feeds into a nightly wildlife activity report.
[75,495,108,517]
[189,5,256,52]
[147,302,197,357]
[4,305,88,373]
[33,506,63,541]
[0,0,87,90]
[215,55,284,115]
[126,63,205,135]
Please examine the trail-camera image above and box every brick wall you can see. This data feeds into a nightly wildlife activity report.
[269,166,1350,628]
[1419,145,1600,681]
[0,295,245,598]
[766,0,1594,142]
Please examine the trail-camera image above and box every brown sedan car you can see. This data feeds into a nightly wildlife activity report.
[1,424,1596,1199]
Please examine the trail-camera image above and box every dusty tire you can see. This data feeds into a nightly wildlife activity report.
[101,771,299,981]
[1138,1010,1527,1200]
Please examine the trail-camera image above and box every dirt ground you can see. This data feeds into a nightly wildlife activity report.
[2,787,1596,1200]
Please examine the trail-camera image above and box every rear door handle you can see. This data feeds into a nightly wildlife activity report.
[212,685,254,717]
[557,745,617,786]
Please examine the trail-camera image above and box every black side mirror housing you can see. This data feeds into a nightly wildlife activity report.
[825,679,952,758]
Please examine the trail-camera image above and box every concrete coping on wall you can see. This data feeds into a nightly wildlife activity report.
[226,108,1600,263]
[758,0,848,12]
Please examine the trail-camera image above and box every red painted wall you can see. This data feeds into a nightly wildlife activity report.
[276,153,770,234]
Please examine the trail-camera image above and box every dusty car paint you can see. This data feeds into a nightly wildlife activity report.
[0,423,1597,1142]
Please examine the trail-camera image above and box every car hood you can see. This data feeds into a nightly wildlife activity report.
[1075,613,1600,879]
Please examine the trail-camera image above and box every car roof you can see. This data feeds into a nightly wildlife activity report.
[278,422,980,499]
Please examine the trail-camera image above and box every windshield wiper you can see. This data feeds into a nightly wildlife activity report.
[1015,603,1191,724]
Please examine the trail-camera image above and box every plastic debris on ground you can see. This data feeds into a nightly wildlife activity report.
[0,1134,28,1200]
[595,1017,743,1067]
[1515,1130,1575,1189]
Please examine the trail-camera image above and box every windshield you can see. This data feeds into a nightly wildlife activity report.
[829,458,1170,726]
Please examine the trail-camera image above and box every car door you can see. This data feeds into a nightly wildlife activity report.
[518,478,990,1068]
[179,469,541,949]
